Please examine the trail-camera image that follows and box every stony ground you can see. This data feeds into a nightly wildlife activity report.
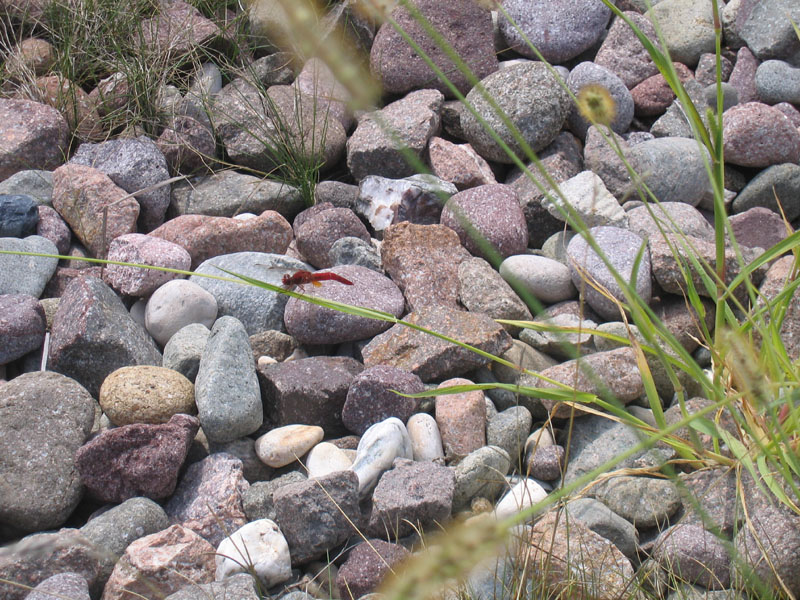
[1,0,800,599]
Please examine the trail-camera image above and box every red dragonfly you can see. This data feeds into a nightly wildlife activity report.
[282,269,353,290]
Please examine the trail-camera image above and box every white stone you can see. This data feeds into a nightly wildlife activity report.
[545,170,628,228]
[350,417,413,497]
[215,519,291,587]
[357,174,457,231]
[499,254,576,305]
[144,279,218,345]
[494,478,548,521]
[306,442,353,478]
[255,424,324,468]
[406,413,444,462]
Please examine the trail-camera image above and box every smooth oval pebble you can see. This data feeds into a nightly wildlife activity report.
[99,365,196,426]
[350,417,413,498]
[494,478,548,521]
[499,254,576,305]
[215,519,292,588]
[255,424,324,468]
[406,413,445,462]
[306,442,354,478]
[722,102,800,168]
[145,278,218,346]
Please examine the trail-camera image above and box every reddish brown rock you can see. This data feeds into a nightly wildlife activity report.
[593,11,660,89]
[428,136,496,190]
[76,414,199,503]
[631,63,694,116]
[5,37,55,77]
[723,102,800,167]
[149,210,292,268]
[101,524,216,600]
[51,164,139,258]
[435,377,486,458]
[381,222,471,311]
[728,46,760,104]
[0,99,69,180]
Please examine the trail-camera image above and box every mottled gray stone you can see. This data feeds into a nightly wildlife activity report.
[566,62,634,139]
[452,445,511,511]
[0,235,58,297]
[461,62,571,164]
[194,316,262,443]
[565,497,638,559]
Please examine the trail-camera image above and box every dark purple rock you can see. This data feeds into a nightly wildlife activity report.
[69,136,171,232]
[0,294,45,364]
[653,524,731,589]
[36,205,71,254]
[439,184,528,260]
[0,194,38,237]
[525,444,566,481]
[294,206,371,269]
[257,356,364,436]
[48,276,162,397]
[728,46,760,104]
[342,365,424,435]
[0,372,95,538]
[0,529,106,600]
[566,226,652,321]
[76,414,200,503]
[730,206,792,251]
[370,0,498,98]
[164,453,249,547]
[336,539,410,600]
[273,470,363,566]
[156,115,217,176]
[368,458,454,538]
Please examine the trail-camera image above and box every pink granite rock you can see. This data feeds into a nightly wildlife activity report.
[427,137,497,191]
[440,183,528,260]
[36,205,71,254]
[370,0,498,98]
[336,539,410,600]
[380,221,471,311]
[101,524,216,600]
[0,99,69,180]
[435,377,486,458]
[25,74,103,141]
[103,233,192,296]
[165,453,249,546]
[594,11,660,89]
[0,293,45,364]
[149,210,292,268]
[723,102,800,167]
[155,115,216,175]
[51,163,139,258]
[293,204,371,269]
[75,414,200,503]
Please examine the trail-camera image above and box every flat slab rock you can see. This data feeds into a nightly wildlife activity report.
[361,305,513,382]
